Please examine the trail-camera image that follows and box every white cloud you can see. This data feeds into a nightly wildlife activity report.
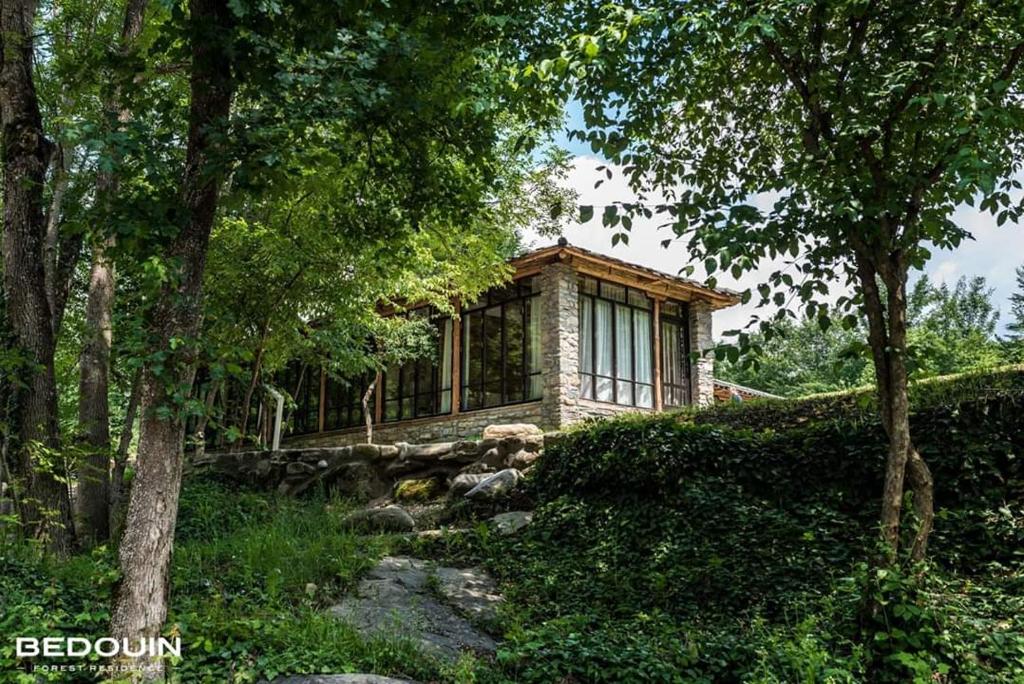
[525,157,1024,336]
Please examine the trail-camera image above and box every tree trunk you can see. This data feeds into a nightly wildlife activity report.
[76,241,115,544]
[856,254,935,563]
[238,347,265,445]
[191,380,220,461]
[362,377,376,444]
[109,368,142,543]
[75,0,149,547]
[110,0,234,676]
[0,0,75,556]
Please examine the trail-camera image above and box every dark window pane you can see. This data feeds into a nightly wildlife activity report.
[505,300,525,402]
[628,289,652,309]
[483,305,503,396]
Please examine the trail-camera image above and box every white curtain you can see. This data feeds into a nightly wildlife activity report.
[595,300,612,376]
[580,297,593,372]
[440,318,453,412]
[634,310,652,384]
[615,306,633,380]
[527,299,542,398]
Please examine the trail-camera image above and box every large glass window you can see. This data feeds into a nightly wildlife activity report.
[461,276,542,410]
[381,309,453,422]
[579,276,654,407]
[660,300,691,408]
[323,372,373,431]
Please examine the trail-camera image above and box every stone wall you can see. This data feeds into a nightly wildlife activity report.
[689,300,715,405]
[539,261,581,428]
[287,401,544,448]
[196,423,548,501]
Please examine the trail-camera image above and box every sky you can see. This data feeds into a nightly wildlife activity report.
[524,105,1024,336]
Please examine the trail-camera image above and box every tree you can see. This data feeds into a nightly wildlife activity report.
[110,0,236,668]
[104,0,560,674]
[716,314,871,396]
[76,0,150,547]
[906,274,1004,375]
[1,0,76,555]
[1008,265,1024,339]
[717,274,1005,396]
[549,1,1024,563]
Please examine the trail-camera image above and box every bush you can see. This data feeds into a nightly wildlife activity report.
[468,367,1024,682]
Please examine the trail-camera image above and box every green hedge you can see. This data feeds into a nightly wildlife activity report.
[534,367,1024,518]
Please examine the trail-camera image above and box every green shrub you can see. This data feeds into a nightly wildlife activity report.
[467,368,1024,682]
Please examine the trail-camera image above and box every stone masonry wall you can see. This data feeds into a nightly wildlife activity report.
[286,402,544,448]
[689,300,715,405]
[540,261,581,428]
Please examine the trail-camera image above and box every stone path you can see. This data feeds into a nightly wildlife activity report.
[328,556,502,660]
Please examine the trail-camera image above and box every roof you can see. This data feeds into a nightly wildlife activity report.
[713,379,783,400]
[510,241,741,310]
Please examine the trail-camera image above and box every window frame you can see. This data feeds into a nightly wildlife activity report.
[659,300,692,408]
[460,276,542,411]
[578,276,656,407]
[380,309,453,423]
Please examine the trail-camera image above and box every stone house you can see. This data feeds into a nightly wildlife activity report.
[284,240,739,447]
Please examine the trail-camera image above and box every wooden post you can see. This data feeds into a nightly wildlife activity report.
[374,370,383,424]
[318,367,326,432]
[653,298,663,411]
[451,310,462,415]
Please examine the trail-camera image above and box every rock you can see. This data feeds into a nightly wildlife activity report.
[491,511,532,535]
[342,505,415,533]
[327,462,390,500]
[479,447,504,469]
[286,461,317,476]
[328,556,500,660]
[458,462,495,475]
[317,459,329,469]
[506,449,539,470]
[482,423,543,441]
[305,582,318,596]
[377,445,400,460]
[394,477,445,503]
[253,458,273,479]
[351,443,380,460]
[465,468,523,502]
[272,676,417,684]
[497,435,526,456]
[440,440,482,462]
[449,472,491,498]
[403,442,455,460]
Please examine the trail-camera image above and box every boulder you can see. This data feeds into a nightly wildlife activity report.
[479,447,504,469]
[327,461,390,500]
[482,423,542,441]
[350,443,380,460]
[449,472,491,498]
[342,505,416,533]
[440,440,483,462]
[458,462,495,475]
[394,477,445,503]
[465,468,523,502]
[490,511,532,535]
[285,461,317,476]
[506,449,539,470]
[377,445,400,460]
[403,442,455,461]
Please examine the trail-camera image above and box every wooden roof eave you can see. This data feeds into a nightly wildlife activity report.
[510,245,739,310]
